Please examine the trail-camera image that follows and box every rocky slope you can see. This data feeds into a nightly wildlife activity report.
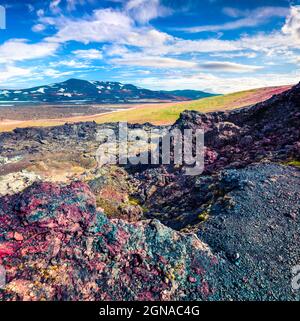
[0,82,299,300]
[0,79,214,104]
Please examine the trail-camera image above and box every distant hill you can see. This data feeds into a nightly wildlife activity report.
[0,79,215,104]
[161,89,218,100]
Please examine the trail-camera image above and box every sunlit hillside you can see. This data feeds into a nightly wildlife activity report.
[92,85,292,125]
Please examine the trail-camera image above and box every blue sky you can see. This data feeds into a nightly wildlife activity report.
[1,0,300,93]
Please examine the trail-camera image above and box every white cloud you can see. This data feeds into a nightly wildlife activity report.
[154,38,241,55]
[104,45,130,57]
[51,59,91,68]
[49,0,98,13]
[111,52,262,72]
[155,30,295,57]
[222,7,243,18]
[179,6,289,33]
[282,6,300,43]
[0,64,79,87]
[210,51,257,59]
[27,4,35,13]
[66,0,94,11]
[0,39,59,63]
[73,49,103,59]
[50,0,62,14]
[112,55,199,68]
[43,68,75,78]
[46,9,134,44]
[66,0,84,11]
[0,64,33,82]
[125,0,172,23]
[40,2,294,59]
[32,24,46,32]
[200,61,262,72]
[238,32,290,55]
[37,9,45,17]
[44,8,172,49]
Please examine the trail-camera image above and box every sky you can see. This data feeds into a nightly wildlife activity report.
[1,0,300,93]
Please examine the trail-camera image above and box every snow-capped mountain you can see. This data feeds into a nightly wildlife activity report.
[0,79,216,104]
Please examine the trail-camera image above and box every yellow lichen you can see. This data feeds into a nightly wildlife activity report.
[198,211,209,222]
[286,160,300,168]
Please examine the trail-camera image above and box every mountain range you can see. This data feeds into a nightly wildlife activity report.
[0,79,217,104]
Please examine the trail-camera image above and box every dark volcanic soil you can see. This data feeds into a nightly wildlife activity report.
[198,163,300,300]
[0,104,129,121]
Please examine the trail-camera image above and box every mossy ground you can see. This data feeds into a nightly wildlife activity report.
[286,160,300,168]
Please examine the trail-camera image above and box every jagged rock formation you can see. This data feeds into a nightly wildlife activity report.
[0,181,221,301]
[174,82,300,172]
